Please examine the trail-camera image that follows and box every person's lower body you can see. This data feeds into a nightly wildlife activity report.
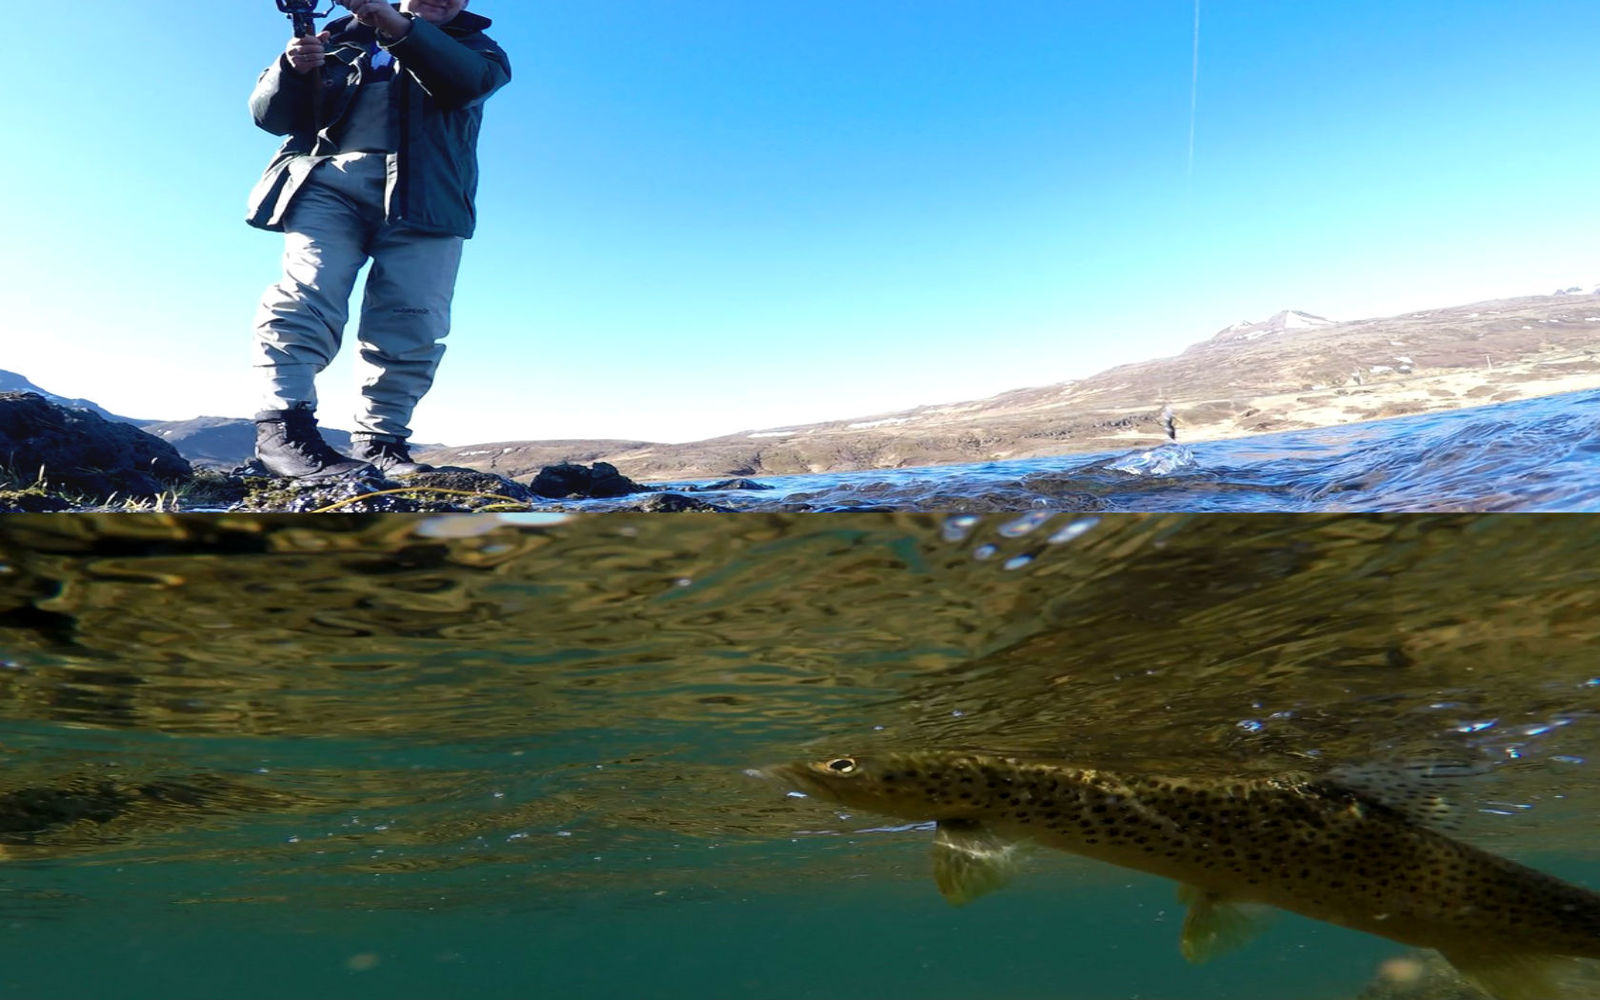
[346,215,463,474]
[251,154,463,478]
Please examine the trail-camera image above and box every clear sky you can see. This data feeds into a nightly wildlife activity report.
[4,1,1598,445]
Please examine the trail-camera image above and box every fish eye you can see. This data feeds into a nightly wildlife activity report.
[825,757,858,774]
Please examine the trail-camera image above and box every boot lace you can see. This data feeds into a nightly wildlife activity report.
[282,412,354,466]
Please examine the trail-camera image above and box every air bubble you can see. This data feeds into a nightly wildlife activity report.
[972,544,998,561]
[412,516,504,539]
[998,512,1055,538]
[1048,517,1100,544]
[1003,554,1034,571]
[942,515,981,543]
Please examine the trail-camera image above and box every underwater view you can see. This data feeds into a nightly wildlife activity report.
[0,513,1596,999]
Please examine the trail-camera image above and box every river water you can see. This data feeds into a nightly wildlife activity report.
[635,388,1600,512]
[0,513,1594,998]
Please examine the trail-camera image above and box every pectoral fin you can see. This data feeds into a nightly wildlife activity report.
[931,819,1018,906]
[1177,884,1269,963]
[1441,950,1600,1000]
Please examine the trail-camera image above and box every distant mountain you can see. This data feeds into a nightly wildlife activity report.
[0,369,147,425]
[419,292,1600,481]
[1199,310,1337,349]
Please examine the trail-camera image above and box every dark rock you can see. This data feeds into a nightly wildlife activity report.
[0,782,133,838]
[180,471,252,508]
[400,468,535,505]
[528,461,645,499]
[689,478,775,492]
[634,493,734,512]
[0,490,73,513]
[226,466,536,514]
[0,392,191,500]
[228,474,416,514]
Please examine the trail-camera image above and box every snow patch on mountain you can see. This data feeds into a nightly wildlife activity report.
[1211,310,1337,344]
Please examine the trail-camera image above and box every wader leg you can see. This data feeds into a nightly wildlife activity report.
[250,163,377,413]
[351,228,464,440]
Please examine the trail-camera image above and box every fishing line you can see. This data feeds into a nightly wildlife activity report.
[1188,0,1200,176]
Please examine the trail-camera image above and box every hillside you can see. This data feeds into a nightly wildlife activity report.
[419,292,1600,481]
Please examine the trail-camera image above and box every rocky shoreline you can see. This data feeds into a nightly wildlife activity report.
[0,392,767,514]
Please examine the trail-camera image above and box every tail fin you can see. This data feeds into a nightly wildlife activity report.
[1441,950,1600,1000]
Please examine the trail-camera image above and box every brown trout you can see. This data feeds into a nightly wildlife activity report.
[767,752,1600,1000]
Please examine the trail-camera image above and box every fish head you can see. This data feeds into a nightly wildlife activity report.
[764,752,991,820]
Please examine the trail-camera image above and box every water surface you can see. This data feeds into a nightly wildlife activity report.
[638,388,1600,511]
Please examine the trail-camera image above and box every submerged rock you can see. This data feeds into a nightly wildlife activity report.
[0,392,191,500]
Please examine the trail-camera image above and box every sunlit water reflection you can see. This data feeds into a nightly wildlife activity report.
[633,389,1600,512]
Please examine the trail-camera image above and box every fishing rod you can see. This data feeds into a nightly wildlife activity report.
[276,0,334,38]
[275,0,335,141]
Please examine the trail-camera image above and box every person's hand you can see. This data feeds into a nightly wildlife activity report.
[284,31,330,75]
[339,0,411,39]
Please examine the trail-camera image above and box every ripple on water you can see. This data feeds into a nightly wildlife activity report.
[632,388,1600,512]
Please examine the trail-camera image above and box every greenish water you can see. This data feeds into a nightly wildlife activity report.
[0,513,1595,999]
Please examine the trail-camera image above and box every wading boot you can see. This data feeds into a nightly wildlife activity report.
[350,434,435,476]
[254,405,379,480]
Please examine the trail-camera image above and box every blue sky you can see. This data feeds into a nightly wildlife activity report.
[4,1,1598,444]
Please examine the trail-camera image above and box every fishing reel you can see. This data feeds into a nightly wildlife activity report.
[276,0,334,38]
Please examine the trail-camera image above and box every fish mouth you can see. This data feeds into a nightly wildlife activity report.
[751,762,825,797]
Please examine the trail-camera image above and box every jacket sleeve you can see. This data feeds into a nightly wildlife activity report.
[249,56,314,136]
[384,17,511,109]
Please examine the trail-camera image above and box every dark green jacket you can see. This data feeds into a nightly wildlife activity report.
[247,8,510,239]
